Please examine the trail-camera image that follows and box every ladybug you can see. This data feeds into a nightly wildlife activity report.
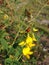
[26,27,30,32]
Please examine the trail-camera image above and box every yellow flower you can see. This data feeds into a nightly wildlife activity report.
[19,41,25,46]
[27,43,36,48]
[4,14,9,20]
[32,33,37,41]
[18,33,36,48]
[23,47,33,59]
[25,33,36,48]
[33,28,38,32]
[26,33,33,44]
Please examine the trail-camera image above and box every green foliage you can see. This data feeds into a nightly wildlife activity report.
[15,46,22,57]
[0,0,49,65]
[5,58,13,65]
[0,38,8,50]
[5,58,23,65]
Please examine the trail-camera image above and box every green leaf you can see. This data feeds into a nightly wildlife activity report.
[32,57,37,65]
[15,46,22,58]
[0,30,8,38]
[0,38,8,50]
[5,58,23,65]
[5,58,13,65]
[8,47,15,55]
[13,60,23,65]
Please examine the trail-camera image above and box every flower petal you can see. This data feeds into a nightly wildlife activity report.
[23,47,30,55]
[33,28,38,32]
[28,51,33,55]
[26,33,33,43]
[19,41,25,46]
[32,33,37,41]
[26,55,30,59]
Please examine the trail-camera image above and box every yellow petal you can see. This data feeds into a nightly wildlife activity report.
[28,51,33,55]
[31,43,36,46]
[33,28,38,32]
[23,47,33,59]
[19,41,25,46]
[23,47,30,55]
[26,33,33,43]
[26,55,30,59]
[28,43,36,48]
[32,33,37,41]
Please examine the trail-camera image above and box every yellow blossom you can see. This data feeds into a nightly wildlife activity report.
[26,33,33,44]
[18,33,36,47]
[32,33,37,41]
[23,47,33,59]
[27,43,36,48]
[19,41,25,46]
[25,33,36,48]
[4,14,9,20]
[33,28,38,32]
